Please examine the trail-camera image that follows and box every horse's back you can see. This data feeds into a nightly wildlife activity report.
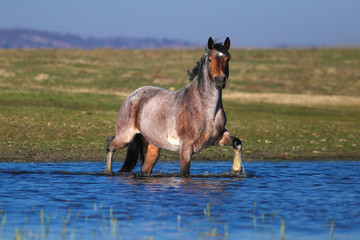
[117,86,171,120]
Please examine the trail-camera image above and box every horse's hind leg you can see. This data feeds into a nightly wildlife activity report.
[105,135,131,174]
[141,144,160,175]
[105,136,116,174]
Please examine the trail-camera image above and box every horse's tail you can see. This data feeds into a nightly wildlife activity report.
[119,134,146,172]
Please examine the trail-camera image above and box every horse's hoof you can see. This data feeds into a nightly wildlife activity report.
[103,170,114,176]
[233,138,242,150]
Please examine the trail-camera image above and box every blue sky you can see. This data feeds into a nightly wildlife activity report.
[1,0,360,47]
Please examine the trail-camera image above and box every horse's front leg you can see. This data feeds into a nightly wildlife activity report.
[217,130,244,172]
[217,130,242,150]
[179,145,194,176]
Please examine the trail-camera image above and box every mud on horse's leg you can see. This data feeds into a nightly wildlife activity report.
[105,136,116,174]
[232,140,242,171]
[231,137,246,175]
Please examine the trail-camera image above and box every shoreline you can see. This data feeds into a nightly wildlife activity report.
[1,150,358,163]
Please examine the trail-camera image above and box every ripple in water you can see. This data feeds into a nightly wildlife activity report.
[0,160,359,239]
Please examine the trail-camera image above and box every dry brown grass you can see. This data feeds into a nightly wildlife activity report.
[1,48,359,161]
[224,92,360,106]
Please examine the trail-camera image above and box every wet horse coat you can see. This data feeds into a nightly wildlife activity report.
[105,37,242,175]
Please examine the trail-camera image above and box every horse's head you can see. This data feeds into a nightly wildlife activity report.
[207,37,231,90]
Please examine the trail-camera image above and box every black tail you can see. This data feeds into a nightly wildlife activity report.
[119,134,146,172]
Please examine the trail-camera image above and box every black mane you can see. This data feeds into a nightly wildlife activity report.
[187,54,208,81]
[187,43,230,81]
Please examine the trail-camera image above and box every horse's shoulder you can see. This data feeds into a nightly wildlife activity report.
[214,106,227,125]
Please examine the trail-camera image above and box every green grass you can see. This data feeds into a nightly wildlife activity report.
[0,48,359,161]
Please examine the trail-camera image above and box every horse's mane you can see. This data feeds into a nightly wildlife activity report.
[187,43,231,81]
[187,54,208,81]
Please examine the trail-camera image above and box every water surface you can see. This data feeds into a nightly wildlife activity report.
[1,160,359,239]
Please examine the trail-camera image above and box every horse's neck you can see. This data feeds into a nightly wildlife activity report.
[193,75,223,120]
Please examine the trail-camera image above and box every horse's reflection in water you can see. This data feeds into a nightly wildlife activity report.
[105,170,249,204]
[105,37,243,176]
[111,173,246,196]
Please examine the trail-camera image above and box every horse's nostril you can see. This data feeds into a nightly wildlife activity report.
[215,76,226,82]
[213,76,227,89]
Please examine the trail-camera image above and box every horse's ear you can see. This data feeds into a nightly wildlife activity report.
[224,37,230,50]
[208,37,214,50]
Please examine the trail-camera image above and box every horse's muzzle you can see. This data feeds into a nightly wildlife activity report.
[214,76,227,90]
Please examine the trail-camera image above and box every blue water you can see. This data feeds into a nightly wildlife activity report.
[1,160,360,240]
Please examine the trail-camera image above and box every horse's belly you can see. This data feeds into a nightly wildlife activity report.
[138,112,181,151]
[166,136,181,150]
[167,136,180,145]
[142,133,180,151]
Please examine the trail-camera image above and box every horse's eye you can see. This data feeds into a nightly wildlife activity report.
[208,58,212,62]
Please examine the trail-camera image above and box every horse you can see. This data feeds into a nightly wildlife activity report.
[105,37,242,176]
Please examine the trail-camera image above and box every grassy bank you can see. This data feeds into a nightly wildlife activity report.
[0,48,359,162]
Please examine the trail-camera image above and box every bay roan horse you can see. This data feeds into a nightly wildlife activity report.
[105,37,242,176]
